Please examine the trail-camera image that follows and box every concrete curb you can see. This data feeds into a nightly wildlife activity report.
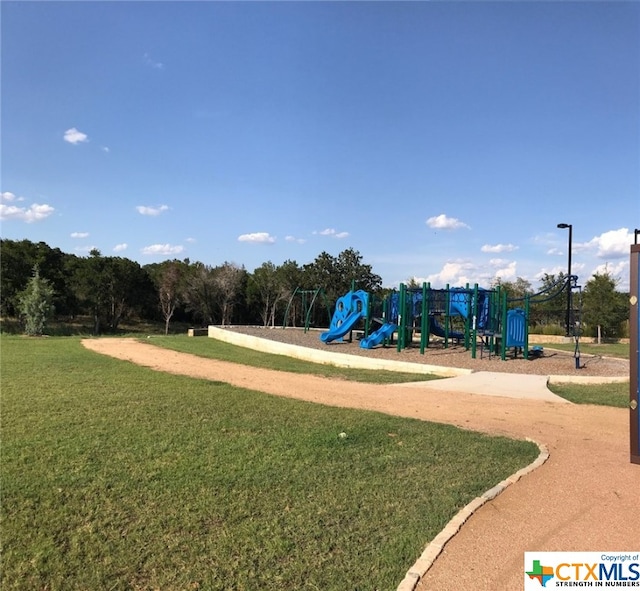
[548,375,629,385]
[396,439,550,591]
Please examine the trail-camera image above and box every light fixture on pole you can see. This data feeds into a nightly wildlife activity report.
[557,223,573,336]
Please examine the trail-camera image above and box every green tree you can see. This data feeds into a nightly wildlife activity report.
[528,273,567,329]
[183,263,218,325]
[1,239,76,317]
[492,277,532,303]
[336,247,382,293]
[302,248,381,304]
[301,252,339,297]
[69,250,155,334]
[17,266,55,336]
[582,270,628,341]
[276,260,304,326]
[103,257,155,332]
[68,249,107,334]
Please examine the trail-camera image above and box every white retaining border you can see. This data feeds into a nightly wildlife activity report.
[208,326,473,378]
[396,439,550,591]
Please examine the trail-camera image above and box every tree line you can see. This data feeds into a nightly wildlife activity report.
[0,239,382,335]
[0,238,629,339]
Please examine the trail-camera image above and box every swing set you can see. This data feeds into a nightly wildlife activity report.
[282,287,332,332]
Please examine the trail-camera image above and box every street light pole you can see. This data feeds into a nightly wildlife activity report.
[557,223,573,336]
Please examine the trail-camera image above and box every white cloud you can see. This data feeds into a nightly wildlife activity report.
[143,52,164,70]
[490,259,517,280]
[285,235,306,244]
[136,205,169,216]
[582,228,634,259]
[185,237,196,243]
[1,191,17,202]
[64,127,89,145]
[591,260,629,289]
[70,232,89,238]
[141,244,185,256]
[74,245,97,254]
[102,146,110,153]
[113,243,128,253]
[313,228,350,239]
[0,202,55,223]
[414,258,512,289]
[423,260,478,286]
[238,232,276,244]
[481,243,518,254]
[426,214,470,230]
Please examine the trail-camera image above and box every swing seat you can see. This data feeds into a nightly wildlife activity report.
[529,345,544,359]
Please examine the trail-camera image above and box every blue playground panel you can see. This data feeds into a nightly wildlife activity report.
[505,308,526,349]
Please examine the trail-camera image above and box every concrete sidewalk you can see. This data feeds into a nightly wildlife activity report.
[393,371,570,403]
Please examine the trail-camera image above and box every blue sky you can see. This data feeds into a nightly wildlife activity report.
[2,1,639,291]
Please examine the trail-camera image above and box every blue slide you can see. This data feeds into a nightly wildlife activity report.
[321,290,369,344]
[320,310,365,343]
[360,323,397,349]
[429,316,464,340]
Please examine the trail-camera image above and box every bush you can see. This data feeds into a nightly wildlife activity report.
[529,324,565,336]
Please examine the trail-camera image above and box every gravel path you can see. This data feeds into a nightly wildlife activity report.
[82,337,637,591]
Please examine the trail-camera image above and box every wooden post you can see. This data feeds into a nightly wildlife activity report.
[630,243,639,464]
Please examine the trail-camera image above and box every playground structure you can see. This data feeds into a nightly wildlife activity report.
[321,277,581,362]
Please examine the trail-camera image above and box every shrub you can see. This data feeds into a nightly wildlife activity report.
[17,267,55,336]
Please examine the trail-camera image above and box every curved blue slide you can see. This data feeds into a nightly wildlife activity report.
[321,290,369,344]
[429,316,464,340]
[320,310,365,343]
[360,323,397,349]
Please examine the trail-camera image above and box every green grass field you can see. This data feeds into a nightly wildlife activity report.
[150,335,630,408]
[1,336,540,590]
[542,341,629,359]
[547,382,629,408]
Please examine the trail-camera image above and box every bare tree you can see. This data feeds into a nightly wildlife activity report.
[158,261,185,334]
[214,262,245,326]
[250,262,280,326]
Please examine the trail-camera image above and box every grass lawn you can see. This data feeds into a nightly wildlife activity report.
[547,382,629,408]
[146,334,440,383]
[539,341,629,359]
[1,336,539,591]
[537,342,629,408]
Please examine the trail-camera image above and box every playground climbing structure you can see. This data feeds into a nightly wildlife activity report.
[320,274,583,363]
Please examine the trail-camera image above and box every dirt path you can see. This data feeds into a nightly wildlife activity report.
[82,338,638,591]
